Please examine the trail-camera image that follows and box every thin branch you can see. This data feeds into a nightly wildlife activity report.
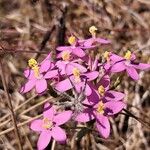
[0,59,23,150]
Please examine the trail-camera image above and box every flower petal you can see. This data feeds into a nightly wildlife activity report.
[65,62,87,75]
[44,70,58,79]
[54,111,72,125]
[132,63,150,70]
[40,60,51,73]
[97,75,110,90]
[72,47,85,57]
[24,69,35,79]
[126,67,139,80]
[37,130,51,150]
[105,91,125,101]
[96,38,111,44]
[30,119,42,132]
[111,61,126,72]
[105,101,126,115]
[75,109,94,122]
[110,54,124,62]
[56,46,71,51]
[35,79,47,93]
[20,79,35,93]
[83,71,99,81]
[87,89,99,104]
[51,126,67,142]
[55,79,72,92]
[96,115,110,138]
[43,103,55,120]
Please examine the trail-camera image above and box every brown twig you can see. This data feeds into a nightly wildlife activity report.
[0,59,23,150]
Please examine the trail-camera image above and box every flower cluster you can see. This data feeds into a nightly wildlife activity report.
[21,26,150,150]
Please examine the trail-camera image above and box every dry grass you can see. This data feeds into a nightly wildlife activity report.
[0,0,150,149]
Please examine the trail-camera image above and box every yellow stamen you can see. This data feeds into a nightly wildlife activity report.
[28,58,38,68]
[98,85,105,96]
[42,118,53,129]
[124,50,131,60]
[68,35,76,45]
[62,51,70,61]
[32,65,40,78]
[73,68,81,82]
[97,101,105,114]
[103,51,110,62]
[89,26,97,37]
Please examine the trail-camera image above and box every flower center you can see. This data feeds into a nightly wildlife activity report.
[68,35,76,45]
[28,58,40,78]
[28,58,38,68]
[98,85,105,96]
[62,51,71,61]
[97,101,105,114]
[42,118,53,129]
[73,68,81,82]
[124,50,131,60]
[103,51,110,62]
[89,26,97,38]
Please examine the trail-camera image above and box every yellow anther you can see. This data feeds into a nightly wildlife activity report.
[68,35,76,45]
[73,68,81,82]
[32,65,40,78]
[62,51,70,61]
[89,26,97,37]
[97,101,105,114]
[103,51,110,62]
[42,118,53,129]
[28,58,38,68]
[98,85,105,96]
[124,50,131,60]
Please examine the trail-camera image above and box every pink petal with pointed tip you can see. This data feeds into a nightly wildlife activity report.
[55,79,72,92]
[105,101,126,115]
[105,91,125,101]
[132,63,150,70]
[51,126,67,142]
[30,119,42,132]
[37,130,51,150]
[40,60,51,73]
[24,69,35,79]
[111,62,126,72]
[96,115,110,138]
[72,47,85,57]
[56,46,72,51]
[96,38,111,44]
[75,109,94,122]
[126,67,139,80]
[54,111,72,125]
[43,103,55,120]
[44,70,58,79]
[83,71,99,81]
[35,79,47,93]
[21,79,36,93]
[84,39,94,47]
[110,54,124,62]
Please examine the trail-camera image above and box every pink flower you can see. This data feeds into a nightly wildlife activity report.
[78,26,111,49]
[56,60,87,76]
[75,92,126,138]
[87,75,125,104]
[110,51,150,80]
[21,54,58,94]
[56,36,86,58]
[55,69,99,96]
[30,103,72,150]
